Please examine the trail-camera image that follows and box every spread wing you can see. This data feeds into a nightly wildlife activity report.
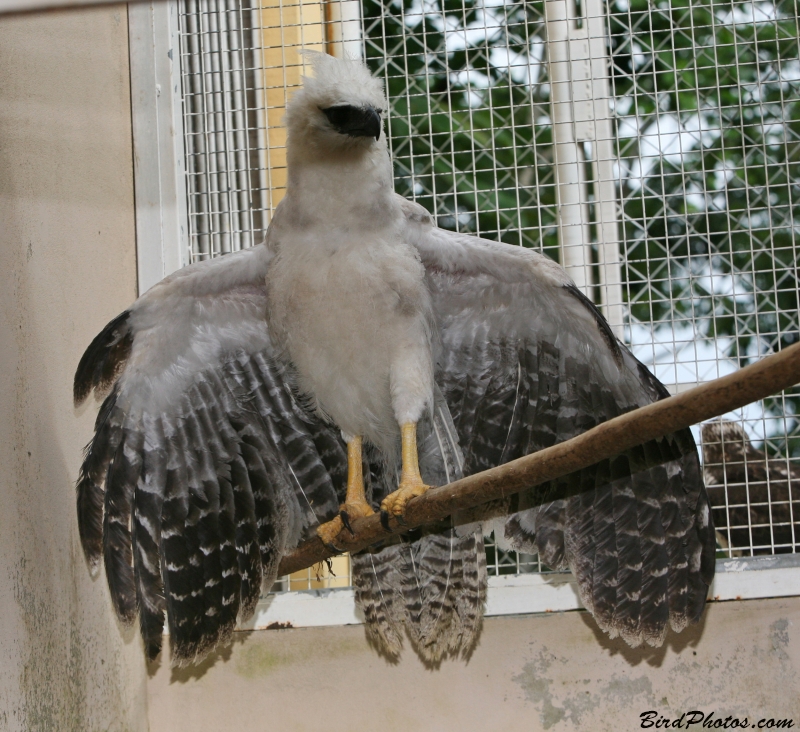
[402,196,716,647]
[74,245,347,664]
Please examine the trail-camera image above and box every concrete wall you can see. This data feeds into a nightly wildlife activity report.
[148,597,800,732]
[0,7,149,731]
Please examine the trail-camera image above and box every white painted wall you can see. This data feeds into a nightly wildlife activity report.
[149,598,800,732]
[0,7,149,730]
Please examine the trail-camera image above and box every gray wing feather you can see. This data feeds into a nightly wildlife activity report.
[404,200,715,648]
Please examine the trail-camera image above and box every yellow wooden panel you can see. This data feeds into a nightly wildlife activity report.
[253,1,350,591]
[289,554,351,590]
[256,0,326,213]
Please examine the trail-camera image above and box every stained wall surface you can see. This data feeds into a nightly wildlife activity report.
[0,7,149,731]
[148,597,800,732]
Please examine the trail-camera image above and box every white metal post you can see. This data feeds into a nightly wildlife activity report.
[545,0,624,336]
[326,0,363,60]
[128,0,190,295]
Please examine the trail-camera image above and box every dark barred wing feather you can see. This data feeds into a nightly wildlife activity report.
[76,383,125,572]
[412,217,715,648]
[74,247,346,664]
[133,413,168,659]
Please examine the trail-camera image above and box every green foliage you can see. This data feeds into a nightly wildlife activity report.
[362,0,800,456]
[608,0,800,455]
[363,0,559,255]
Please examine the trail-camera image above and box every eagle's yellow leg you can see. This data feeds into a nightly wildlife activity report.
[381,422,431,518]
[317,436,374,546]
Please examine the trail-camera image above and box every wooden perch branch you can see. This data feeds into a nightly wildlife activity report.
[277,342,800,576]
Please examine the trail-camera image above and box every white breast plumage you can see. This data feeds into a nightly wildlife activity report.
[265,225,434,452]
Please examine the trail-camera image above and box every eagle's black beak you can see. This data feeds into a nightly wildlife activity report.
[321,104,382,141]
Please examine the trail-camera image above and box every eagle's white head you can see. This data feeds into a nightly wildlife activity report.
[285,52,388,154]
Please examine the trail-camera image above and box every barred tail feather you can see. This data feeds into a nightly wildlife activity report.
[411,533,458,661]
[452,530,487,658]
[352,385,487,663]
[413,532,464,662]
[351,547,407,659]
[353,530,487,664]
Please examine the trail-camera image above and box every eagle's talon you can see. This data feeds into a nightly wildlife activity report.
[340,510,355,536]
[317,514,345,548]
[380,510,391,530]
[318,500,373,544]
[380,479,431,520]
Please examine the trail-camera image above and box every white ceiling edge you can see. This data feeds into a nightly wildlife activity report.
[0,0,151,16]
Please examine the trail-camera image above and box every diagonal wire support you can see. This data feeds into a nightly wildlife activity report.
[278,342,800,577]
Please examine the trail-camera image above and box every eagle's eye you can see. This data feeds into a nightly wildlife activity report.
[320,104,382,141]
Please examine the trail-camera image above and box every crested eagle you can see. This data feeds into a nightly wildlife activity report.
[74,53,715,665]
[702,419,799,555]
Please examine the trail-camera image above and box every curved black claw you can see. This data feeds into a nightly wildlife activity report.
[320,538,344,554]
[340,510,355,536]
[380,510,408,530]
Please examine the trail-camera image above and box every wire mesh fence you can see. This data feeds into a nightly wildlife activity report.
[363,0,557,251]
[178,0,264,258]
[606,0,800,556]
[172,0,799,582]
